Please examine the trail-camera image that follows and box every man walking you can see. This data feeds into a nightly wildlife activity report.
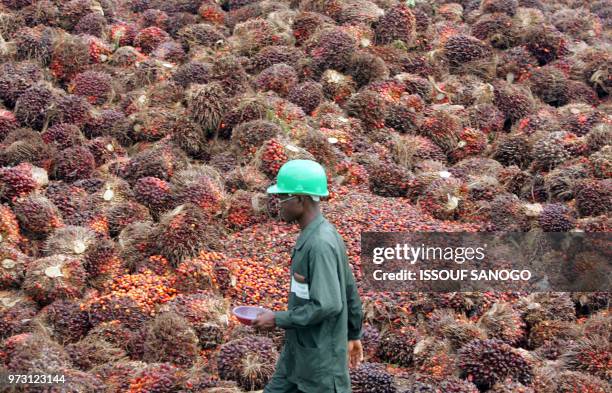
[253,159,364,393]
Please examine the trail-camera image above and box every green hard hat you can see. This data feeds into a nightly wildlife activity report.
[266,159,329,197]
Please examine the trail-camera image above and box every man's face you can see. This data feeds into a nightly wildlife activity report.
[278,194,304,222]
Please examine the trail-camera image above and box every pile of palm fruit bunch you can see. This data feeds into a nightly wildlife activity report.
[0,0,610,391]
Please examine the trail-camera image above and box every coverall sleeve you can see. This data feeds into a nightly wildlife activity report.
[346,264,363,340]
[275,244,343,329]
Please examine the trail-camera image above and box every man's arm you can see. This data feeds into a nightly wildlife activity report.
[275,244,343,329]
[346,262,363,340]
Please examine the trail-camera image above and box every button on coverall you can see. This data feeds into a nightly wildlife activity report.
[264,212,363,393]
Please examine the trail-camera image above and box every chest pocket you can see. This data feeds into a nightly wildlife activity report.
[290,248,310,305]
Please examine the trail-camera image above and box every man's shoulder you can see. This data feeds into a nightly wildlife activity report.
[306,220,343,250]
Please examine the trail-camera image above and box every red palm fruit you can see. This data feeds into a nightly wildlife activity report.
[13,193,63,236]
[0,291,38,339]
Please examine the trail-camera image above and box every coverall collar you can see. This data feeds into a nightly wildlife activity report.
[294,211,325,250]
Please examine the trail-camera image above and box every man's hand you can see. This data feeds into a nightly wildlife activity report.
[347,340,363,368]
[252,310,275,330]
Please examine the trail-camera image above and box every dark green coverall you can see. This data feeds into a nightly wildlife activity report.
[264,212,363,393]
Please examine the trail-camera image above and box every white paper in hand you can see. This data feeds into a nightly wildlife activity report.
[291,276,310,299]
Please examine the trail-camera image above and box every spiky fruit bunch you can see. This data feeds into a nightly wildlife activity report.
[589,146,612,179]
[492,134,531,169]
[83,109,130,141]
[109,20,138,46]
[13,193,63,236]
[530,132,572,171]
[121,143,189,184]
[527,66,571,107]
[185,82,228,135]
[385,103,419,134]
[0,162,47,202]
[418,110,461,153]
[170,167,225,216]
[254,63,298,97]
[226,190,267,230]
[561,335,611,381]
[0,136,45,168]
[412,338,457,379]
[458,339,532,389]
[449,127,487,163]
[171,62,211,89]
[134,26,171,54]
[69,71,113,105]
[467,104,505,135]
[347,51,389,88]
[0,110,18,142]
[368,160,412,197]
[160,291,228,349]
[1,332,71,373]
[493,81,535,125]
[208,55,251,97]
[66,332,128,371]
[253,138,289,177]
[176,22,225,51]
[346,90,386,130]
[22,254,86,305]
[133,177,173,216]
[14,85,55,130]
[52,95,92,128]
[52,146,96,183]
[573,179,611,217]
[217,336,279,391]
[141,311,199,368]
[106,201,151,236]
[443,34,492,67]
[471,13,516,49]
[477,303,525,345]
[524,25,569,65]
[154,204,222,266]
[392,135,447,168]
[1,246,30,289]
[350,362,396,393]
[248,45,303,74]
[418,177,467,220]
[86,136,126,167]
[41,123,84,151]
[0,291,37,339]
[520,292,576,328]
[553,371,610,393]
[0,62,45,109]
[231,17,279,56]
[74,11,107,37]
[321,70,357,105]
[13,25,54,64]
[538,203,576,231]
[481,0,518,15]
[287,81,324,115]
[377,326,419,367]
[43,225,96,259]
[374,3,416,45]
[231,120,282,157]
[527,320,579,350]
[305,26,357,75]
[37,298,90,345]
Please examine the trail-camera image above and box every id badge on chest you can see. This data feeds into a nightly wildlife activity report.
[291,275,310,299]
